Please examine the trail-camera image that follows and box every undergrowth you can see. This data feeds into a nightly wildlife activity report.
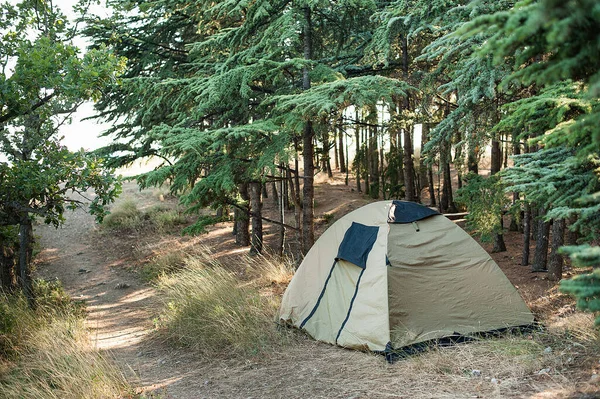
[154,248,296,357]
[0,280,131,399]
[102,200,186,233]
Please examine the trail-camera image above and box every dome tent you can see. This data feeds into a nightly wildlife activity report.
[278,200,534,352]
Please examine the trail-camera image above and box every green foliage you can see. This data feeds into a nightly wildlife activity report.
[455,174,509,242]
[0,1,123,230]
[561,269,600,326]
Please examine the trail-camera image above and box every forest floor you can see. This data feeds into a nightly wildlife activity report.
[34,173,600,399]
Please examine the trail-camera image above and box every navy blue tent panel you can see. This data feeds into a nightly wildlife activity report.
[387,200,440,224]
[336,222,379,269]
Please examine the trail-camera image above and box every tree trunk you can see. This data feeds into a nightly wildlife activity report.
[369,125,379,199]
[301,5,314,254]
[236,183,250,246]
[491,138,502,175]
[18,218,34,308]
[276,164,285,257]
[492,216,507,253]
[548,219,565,281]
[271,181,278,206]
[442,157,457,212]
[490,136,506,251]
[522,202,531,266]
[0,236,16,291]
[354,111,361,193]
[532,209,551,272]
[403,127,415,202]
[428,164,436,207]
[333,128,339,170]
[419,123,429,196]
[338,122,346,173]
[249,182,263,254]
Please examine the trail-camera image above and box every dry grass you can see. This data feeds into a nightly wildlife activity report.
[102,200,186,234]
[0,317,129,399]
[154,248,296,358]
[0,283,131,399]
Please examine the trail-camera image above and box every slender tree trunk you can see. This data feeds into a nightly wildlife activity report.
[548,219,565,281]
[428,164,436,207]
[364,125,370,196]
[419,123,429,194]
[490,136,506,251]
[369,125,379,198]
[249,182,263,254]
[532,209,551,272]
[271,181,278,206]
[354,111,361,193]
[301,5,314,254]
[321,130,333,178]
[522,202,531,266]
[467,136,479,174]
[333,129,339,170]
[276,165,285,257]
[403,127,415,202]
[236,183,250,246]
[338,122,346,173]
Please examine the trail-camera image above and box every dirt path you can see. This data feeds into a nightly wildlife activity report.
[34,191,209,398]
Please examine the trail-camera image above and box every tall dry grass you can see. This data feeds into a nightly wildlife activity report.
[0,283,131,399]
[154,248,296,357]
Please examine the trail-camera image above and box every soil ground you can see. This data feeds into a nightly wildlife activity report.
[34,173,599,399]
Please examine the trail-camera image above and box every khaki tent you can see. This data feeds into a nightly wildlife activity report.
[278,200,534,352]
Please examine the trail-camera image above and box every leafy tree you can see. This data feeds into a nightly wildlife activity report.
[0,0,123,305]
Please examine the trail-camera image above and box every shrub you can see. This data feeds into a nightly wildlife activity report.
[101,200,144,231]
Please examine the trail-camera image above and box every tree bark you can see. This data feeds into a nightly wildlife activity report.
[0,235,16,291]
[354,110,361,193]
[18,218,34,308]
[532,209,551,272]
[522,203,531,266]
[276,164,285,257]
[338,122,346,173]
[419,123,429,194]
[403,127,415,202]
[548,219,565,280]
[301,5,314,254]
[428,165,436,207]
[369,125,379,199]
[492,216,507,253]
[236,183,250,246]
[249,182,263,254]
[490,136,506,251]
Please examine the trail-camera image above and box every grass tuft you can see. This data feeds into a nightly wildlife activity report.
[102,200,144,231]
[102,200,186,233]
[154,249,295,357]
